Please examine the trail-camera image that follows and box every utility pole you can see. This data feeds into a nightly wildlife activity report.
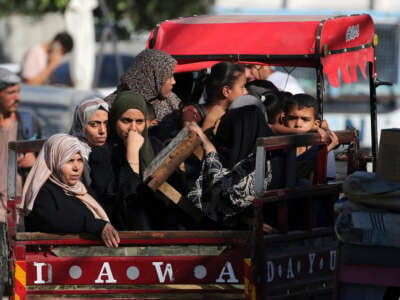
[282,0,288,9]
[369,0,374,10]
[94,0,124,89]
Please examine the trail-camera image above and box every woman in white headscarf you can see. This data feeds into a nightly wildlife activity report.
[21,134,120,248]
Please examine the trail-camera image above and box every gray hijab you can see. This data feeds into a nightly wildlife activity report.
[69,97,109,144]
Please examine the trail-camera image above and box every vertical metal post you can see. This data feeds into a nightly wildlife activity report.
[94,0,124,89]
[255,144,266,197]
[316,65,324,119]
[369,62,378,171]
[7,145,16,202]
[368,0,375,10]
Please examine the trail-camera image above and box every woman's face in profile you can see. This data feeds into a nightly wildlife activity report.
[160,75,176,98]
[60,153,84,186]
[115,109,146,141]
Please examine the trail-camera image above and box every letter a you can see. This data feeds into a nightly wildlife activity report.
[286,258,295,279]
[216,261,239,283]
[152,262,174,283]
[95,262,117,283]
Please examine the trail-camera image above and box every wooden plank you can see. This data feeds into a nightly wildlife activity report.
[256,130,357,149]
[143,125,201,190]
[16,230,251,241]
[26,285,244,299]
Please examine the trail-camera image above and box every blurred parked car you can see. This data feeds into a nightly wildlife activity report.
[19,84,100,138]
[50,53,135,96]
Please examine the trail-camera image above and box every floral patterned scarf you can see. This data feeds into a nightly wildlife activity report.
[105,49,181,121]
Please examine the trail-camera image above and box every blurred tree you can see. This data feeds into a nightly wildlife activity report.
[0,0,215,31]
[0,0,69,15]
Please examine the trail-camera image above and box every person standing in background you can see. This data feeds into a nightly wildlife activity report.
[20,32,73,85]
[245,64,304,95]
[0,68,41,297]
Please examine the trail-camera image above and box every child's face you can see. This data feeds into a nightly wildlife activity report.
[285,105,320,131]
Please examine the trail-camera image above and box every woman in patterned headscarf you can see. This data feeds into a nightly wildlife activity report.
[21,134,120,248]
[105,49,181,122]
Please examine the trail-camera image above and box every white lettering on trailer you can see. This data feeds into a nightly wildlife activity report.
[94,262,117,283]
[266,261,274,282]
[330,250,336,271]
[265,250,337,282]
[152,262,174,283]
[216,261,239,283]
[286,258,295,279]
[308,253,316,274]
[33,262,52,284]
[346,24,360,42]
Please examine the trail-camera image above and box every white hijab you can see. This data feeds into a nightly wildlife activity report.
[20,133,109,222]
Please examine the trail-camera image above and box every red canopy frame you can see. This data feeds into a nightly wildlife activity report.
[147,13,379,168]
[147,14,375,87]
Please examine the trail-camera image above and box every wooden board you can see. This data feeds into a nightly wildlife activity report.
[143,125,201,190]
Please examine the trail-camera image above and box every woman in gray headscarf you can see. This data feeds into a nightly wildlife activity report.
[105,49,181,122]
[69,98,114,214]
[70,97,109,147]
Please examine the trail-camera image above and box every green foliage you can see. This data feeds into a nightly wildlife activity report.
[129,0,215,30]
[0,0,69,15]
[0,0,214,31]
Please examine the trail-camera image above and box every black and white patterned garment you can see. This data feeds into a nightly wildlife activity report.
[187,151,272,222]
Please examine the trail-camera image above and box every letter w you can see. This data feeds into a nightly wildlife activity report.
[152,262,174,283]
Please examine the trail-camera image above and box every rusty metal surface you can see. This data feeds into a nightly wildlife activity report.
[258,183,342,202]
[256,130,357,148]
[16,230,250,242]
[8,139,45,153]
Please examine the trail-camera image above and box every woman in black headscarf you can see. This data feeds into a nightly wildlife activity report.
[107,90,163,230]
[187,105,278,229]
[214,105,274,169]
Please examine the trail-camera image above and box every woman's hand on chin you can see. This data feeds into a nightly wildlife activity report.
[101,223,120,248]
[126,129,144,153]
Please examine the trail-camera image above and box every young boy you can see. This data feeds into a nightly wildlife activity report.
[283,93,338,180]
[283,93,339,227]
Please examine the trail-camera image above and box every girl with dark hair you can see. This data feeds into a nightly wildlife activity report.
[182,62,247,131]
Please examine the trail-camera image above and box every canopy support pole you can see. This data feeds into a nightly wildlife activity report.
[369,61,377,171]
[316,65,324,118]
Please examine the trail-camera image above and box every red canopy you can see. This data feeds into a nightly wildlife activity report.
[147,14,375,87]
